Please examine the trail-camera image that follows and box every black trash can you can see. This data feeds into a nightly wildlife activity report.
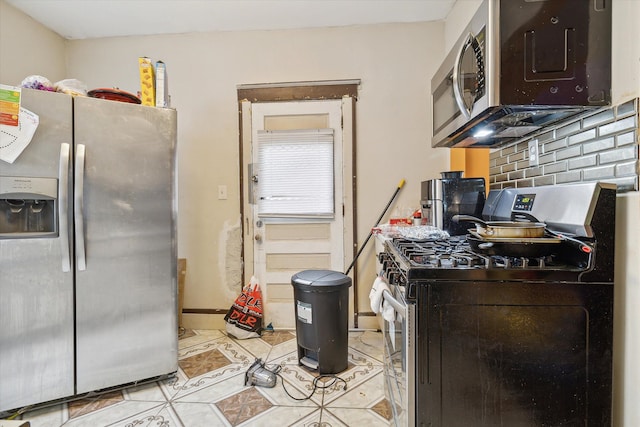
[291,269,351,374]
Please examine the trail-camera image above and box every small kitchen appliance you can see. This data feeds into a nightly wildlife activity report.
[420,171,485,235]
[245,359,278,388]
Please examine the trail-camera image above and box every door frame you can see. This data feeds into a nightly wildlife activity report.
[237,80,363,326]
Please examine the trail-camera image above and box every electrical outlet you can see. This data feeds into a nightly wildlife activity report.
[528,140,539,166]
[218,185,228,200]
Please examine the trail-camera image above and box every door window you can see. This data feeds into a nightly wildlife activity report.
[257,128,334,218]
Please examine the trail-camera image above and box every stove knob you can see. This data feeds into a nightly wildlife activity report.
[389,270,398,285]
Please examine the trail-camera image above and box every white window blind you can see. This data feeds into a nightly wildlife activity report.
[257,128,334,218]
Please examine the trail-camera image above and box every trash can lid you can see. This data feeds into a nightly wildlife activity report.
[291,269,352,288]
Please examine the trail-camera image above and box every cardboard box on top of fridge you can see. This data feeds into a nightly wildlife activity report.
[155,60,169,108]
[0,83,21,126]
[138,57,155,106]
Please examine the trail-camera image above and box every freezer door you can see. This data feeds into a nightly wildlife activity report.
[0,89,75,412]
[73,96,178,393]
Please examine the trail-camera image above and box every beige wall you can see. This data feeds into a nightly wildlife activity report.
[17,16,447,328]
[612,0,640,105]
[615,192,640,427]
[444,0,483,53]
[610,9,640,424]
[0,1,66,85]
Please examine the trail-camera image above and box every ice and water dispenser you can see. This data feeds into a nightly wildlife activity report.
[0,176,58,238]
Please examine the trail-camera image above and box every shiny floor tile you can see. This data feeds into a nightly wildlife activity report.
[216,387,273,426]
[66,391,124,419]
[10,329,391,427]
[179,348,233,379]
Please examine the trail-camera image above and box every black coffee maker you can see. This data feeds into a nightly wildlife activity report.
[421,171,486,235]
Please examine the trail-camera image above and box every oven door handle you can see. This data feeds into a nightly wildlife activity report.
[382,289,407,319]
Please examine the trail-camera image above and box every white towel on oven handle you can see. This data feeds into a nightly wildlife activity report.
[369,276,387,313]
[369,276,396,322]
[381,296,397,322]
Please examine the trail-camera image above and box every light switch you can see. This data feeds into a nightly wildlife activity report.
[218,185,228,200]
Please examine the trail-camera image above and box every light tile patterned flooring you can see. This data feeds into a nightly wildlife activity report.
[14,329,392,427]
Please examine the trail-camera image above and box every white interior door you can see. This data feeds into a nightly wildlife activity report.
[244,100,350,329]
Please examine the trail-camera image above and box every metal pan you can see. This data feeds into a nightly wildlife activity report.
[467,235,560,258]
[452,214,546,238]
[510,212,594,254]
[467,229,561,244]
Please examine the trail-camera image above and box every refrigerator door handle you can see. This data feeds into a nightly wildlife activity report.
[59,143,71,272]
[75,144,87,271]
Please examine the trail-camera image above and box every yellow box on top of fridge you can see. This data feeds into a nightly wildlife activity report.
[138,57,155,106]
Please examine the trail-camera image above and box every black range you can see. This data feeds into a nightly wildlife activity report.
[379,182,616,427]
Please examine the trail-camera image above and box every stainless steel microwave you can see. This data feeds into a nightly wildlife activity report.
[431,0,611,149]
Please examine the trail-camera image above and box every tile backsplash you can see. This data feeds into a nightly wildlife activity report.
[489,98,639,192]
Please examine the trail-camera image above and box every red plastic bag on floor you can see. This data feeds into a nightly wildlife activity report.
[224,276,263,339]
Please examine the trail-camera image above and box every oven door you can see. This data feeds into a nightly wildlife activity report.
[381,285,415,427]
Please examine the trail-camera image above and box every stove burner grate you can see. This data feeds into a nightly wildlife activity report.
[390,237,565,270]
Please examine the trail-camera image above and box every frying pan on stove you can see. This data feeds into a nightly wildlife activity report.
[467,230,562,257]
[452,214,546,238]
[509,212,594,254]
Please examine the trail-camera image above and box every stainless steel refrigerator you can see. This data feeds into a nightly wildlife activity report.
[0,88,178,412]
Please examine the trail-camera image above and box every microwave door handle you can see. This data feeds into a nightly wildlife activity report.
[58,143,71,272]
[452,33,473,120]
[74,144,87,271]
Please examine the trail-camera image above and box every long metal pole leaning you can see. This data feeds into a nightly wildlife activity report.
[345,179,405,275]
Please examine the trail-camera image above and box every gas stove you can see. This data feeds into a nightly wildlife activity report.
[381,182,615,287]
[380,182,617,427]
[390,236,480,268]
[387,235,575,269]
